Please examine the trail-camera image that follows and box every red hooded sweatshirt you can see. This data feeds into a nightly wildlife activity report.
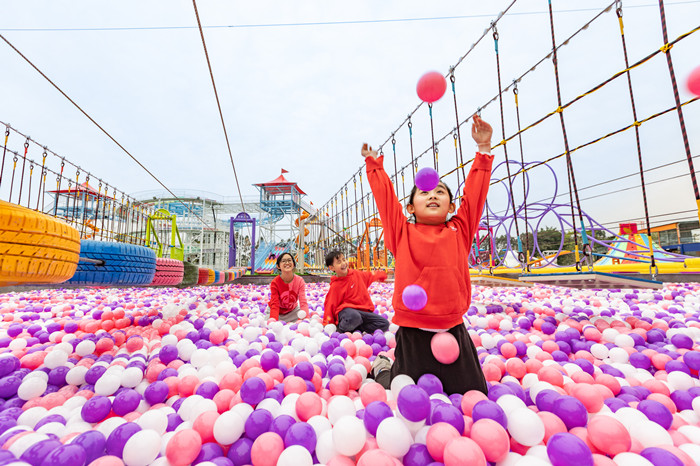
[366,152,493,329]
[322,268,387,325]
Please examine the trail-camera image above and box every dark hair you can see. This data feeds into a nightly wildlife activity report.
[325,250,343,267]
[407,182,454,213]
[276,252,296,269]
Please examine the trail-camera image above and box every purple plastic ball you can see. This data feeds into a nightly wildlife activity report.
[402,285,428,311]
[397,385,430,422]
[415,167,440,192]
[363,401,393,436]
[81,396,111,423]
[471,400,507,429]
[240,377,266,405]
[144,381,169,405]
[417,373,443,396]
[284,422,316,453]
[546,432,594,466]
[552,396,588,430]
[244,409,273,440]
[638,400,672,429]
[105,422,141,458]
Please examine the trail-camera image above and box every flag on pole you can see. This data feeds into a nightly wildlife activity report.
[281,168,289,174]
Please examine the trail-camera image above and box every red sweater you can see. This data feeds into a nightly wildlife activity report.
[269,275,309,320]
[322,269,387,325]
[366,153,493,329]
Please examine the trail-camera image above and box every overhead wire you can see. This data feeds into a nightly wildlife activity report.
[0,32,212,228]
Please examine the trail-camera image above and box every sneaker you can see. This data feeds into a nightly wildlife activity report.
[371,354,392,378]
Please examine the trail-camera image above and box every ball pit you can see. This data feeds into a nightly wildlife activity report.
[0,281,698,465]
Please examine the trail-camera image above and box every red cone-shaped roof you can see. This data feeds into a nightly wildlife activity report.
[254,170,306,195]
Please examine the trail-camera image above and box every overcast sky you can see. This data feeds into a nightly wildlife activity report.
[1,0,698,233]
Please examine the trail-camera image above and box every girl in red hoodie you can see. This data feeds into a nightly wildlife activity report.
[363,115,493,395]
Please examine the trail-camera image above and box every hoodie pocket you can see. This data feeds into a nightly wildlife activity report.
[412,266,466,312]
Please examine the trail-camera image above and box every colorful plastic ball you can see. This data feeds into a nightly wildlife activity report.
[415,167,440,192]
[416,71,447,103]
[81,395,112,424]
[122,429,161,466]
[277,444,313,466]
[417,373,443,395]
[470,418,509,462]
[39,444,87,466]
[376,416,412,458]
[402,285,428,311]
[507,407,545,447]
[426,422,461,463]
[244,409,272,440]
[546,432,594,466]
[144,381,169,405]
[397,385,430,422]
[227,437,253,465]
[639,447,684,466]
[687,65,700,96]
[72,430,107,465]
[106,422,142,458]
[166,429,202,466]
[552,396,588,430]
[471,400,507,429]
[637,399,672,429]
[213,411,245,445]
[240,377,266,405]
[284,422,317,453]
[430,402,464,434]
[20,439,62,466]
[332,416,366,457]
[251,432,284,466]
[363,401,394,437]
[430,332,460,364]
[404,444,433,466]
[113,389,141,416]
[444,437,487,466]
[586,415,631,456]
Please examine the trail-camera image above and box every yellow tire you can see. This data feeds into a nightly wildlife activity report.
[206,269,215,285]
[0,200,80,287]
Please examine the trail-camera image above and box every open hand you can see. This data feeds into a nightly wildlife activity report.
[361,143,378,160]
[471,115,493,148]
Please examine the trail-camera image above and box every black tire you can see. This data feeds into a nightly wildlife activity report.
[66,240,157,286]
[178,262,199,287]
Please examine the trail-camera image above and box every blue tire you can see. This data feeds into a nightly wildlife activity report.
[66,240,157,286]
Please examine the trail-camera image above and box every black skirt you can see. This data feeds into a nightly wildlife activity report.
[381,323,488,396]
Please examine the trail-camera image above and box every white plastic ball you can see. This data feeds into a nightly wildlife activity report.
[332,415,367,457]
[376,416,412,457]
[123,428,162,466]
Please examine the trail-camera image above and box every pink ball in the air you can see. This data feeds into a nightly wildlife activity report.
[415,167,440,192]
[431,331,460,364]
[402,284,427,311]
[688,65,700,96]
[417,71,447,103]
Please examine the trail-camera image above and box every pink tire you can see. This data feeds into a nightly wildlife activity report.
[150,257,184,286]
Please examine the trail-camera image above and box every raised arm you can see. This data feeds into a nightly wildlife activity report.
[454,116,494,241]
[360,268,387,288]
[363,144,406,254]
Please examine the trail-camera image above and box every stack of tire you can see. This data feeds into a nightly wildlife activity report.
[149,258,184,286]
[178,262,199,287]
[0,200,80,287]
[66,240,157,287]
[197,268,209,285]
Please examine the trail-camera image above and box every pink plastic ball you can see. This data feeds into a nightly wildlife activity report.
[360,382,387,407]
[251,432,284,466]
[688,65,700,96]
[431,332,460,364]
[469,418,509,463]
[426,422,461,463]
[586,415,631,456]
[165,429,202,466]
[402,285,427,311]
[296,392,322,421]
[444,437,487,466]
[417,71,447,103]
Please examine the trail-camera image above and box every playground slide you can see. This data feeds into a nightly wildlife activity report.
[594,233,683,266]
[255,243,291,273]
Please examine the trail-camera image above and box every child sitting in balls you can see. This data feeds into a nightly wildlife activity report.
[322,250,390,334]
[266,252,309,323]
[363,115,493,395]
